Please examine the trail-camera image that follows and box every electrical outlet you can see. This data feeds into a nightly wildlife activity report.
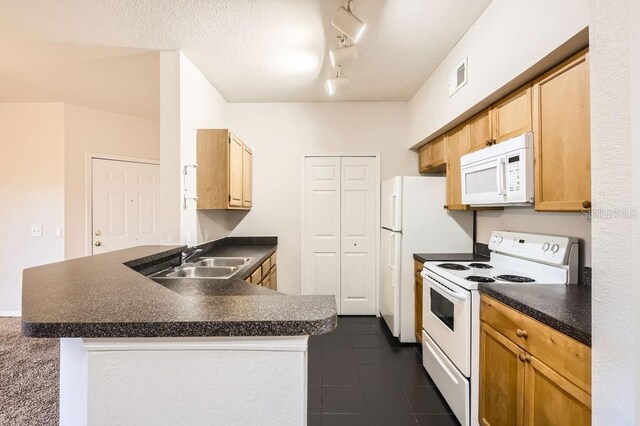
[31,225,43,237]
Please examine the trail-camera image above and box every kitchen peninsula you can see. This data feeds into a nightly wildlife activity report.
[22,237,336,426]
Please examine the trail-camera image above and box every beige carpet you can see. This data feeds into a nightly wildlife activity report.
[0,317,59,425]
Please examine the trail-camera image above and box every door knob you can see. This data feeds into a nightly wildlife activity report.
[94,241,102,247]
[582,200,591,209]
[95,230,102,236]
[518,353,531,363]
[516,329,528,338]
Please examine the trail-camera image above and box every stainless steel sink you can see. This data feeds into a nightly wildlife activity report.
[151,266,237,279]
[192,257,254,267]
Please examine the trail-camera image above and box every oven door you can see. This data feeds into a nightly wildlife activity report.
[461,156,506,206]
[422,271,471,377]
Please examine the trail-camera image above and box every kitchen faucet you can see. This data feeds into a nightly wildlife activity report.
[181,247,203,265]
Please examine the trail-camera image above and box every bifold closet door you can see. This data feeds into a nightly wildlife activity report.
[303,157,342,305]
[340,157,376,315]
[303,156,376,315]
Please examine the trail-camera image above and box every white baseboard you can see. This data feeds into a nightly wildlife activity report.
[0,310,21,317]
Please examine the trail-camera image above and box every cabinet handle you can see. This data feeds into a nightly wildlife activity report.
[485,140,491,146]
[516,329,528,338]
[94,241,102,247]
[582,200,592,209]
[518,353,531,363]
[489,138,497,145]
[443,205,448,210]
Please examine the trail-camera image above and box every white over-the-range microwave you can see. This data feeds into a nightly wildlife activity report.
[460,132,534,206]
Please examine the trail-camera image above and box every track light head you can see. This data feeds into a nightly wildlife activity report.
[331,5,366,42]
[325,65,351,96]
[329,44,358,68]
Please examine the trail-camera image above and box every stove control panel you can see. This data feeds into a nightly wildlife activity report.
[489,231,578,265]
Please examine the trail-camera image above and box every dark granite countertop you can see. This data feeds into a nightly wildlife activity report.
[479,284,591,347]
[22,237,337,338]
[413,253,490,263]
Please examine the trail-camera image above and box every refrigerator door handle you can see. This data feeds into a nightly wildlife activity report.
[389,233,395,287]
[390,194,397,229]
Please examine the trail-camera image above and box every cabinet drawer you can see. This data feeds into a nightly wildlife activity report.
[481,295,591,393]
[250,268,262,284]
[261,257,271,278]
[270,252,277,266]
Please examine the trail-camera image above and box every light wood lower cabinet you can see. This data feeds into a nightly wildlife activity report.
[246,251,277,290]
[414,260,423,342]
[480,295,591,426]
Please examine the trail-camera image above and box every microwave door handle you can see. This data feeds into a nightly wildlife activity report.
[496,158,506,195]
[422,272,467,301]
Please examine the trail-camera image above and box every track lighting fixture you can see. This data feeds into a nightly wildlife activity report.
[325,65,351,96]
[329,35,358,68]
[331,0,366,43]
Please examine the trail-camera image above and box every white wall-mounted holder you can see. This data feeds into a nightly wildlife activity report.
[183,164,198,209]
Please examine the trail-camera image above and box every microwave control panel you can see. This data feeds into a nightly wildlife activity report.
[506,155,521,192]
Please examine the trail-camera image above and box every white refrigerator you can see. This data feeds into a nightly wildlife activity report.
[380,176,473,343]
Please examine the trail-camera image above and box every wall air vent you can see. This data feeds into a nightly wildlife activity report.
[448,57,468,97]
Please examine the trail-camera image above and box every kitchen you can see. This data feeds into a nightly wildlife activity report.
[0,0,638,425]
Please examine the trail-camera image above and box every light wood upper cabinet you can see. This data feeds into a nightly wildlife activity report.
[445,124,470,211]
[242,145,253,208]
[197,129,253,210]
[418,134,447,173]
[480,295,591,426]
[479,322,524,426]
[468,108,494,153]
[533,50,590,212]
[491,85,533,144]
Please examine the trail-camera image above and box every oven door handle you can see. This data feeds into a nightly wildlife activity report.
[422,272,468,301]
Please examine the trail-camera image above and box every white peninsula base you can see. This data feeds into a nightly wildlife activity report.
[59,335,309,426]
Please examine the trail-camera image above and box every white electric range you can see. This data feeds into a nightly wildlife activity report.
[420,231,579,426]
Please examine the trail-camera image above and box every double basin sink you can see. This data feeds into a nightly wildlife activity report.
[150,257,255,280]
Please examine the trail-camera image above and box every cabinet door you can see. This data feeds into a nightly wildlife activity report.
[445,124,470,210]
[468,108,493,153]
[242,145,253,208]
[414,276,423,342]
[418,143,432,172]
[419,135,446,173]
[523,355,591,426]
[228,134,244,207]
[492,85,532,143]
[533,51,590,212]
[269,266,277,290]
[480,322,525,426]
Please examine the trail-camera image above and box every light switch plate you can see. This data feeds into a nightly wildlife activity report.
[31,225,43,237]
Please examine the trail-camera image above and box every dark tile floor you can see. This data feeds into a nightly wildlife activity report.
[308,316,460,426]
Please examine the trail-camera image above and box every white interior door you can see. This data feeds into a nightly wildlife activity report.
[91,158,160,255]
[303,155,377,315]
[303,157,341,305]
[340,157,376,315]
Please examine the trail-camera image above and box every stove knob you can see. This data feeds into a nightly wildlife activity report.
[551,244,560,253]
[542,243,550,252]
[497,236,503,244]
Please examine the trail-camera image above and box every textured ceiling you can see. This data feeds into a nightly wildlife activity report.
[0,0,491,102]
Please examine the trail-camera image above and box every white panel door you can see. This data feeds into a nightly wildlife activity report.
[340,157,376,315]
[303,157,341,309]
[92,159,160,255]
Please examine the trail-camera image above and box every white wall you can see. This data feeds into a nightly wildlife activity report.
[64,104,159,259]
[409,0,589,148]
[0,103,65,314]
[590,0,639,423]
[229,102,415,295]
[178,53,229,244]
